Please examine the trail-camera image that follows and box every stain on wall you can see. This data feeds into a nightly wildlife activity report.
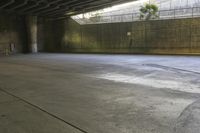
[0,12,27,55]
[42,17,200,54]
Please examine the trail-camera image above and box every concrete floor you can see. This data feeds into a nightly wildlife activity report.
[0,54,200,133]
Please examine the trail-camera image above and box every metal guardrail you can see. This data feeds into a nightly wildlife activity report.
[73,7,200,25]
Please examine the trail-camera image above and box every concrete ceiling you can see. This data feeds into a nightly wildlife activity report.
[0,0,135,18]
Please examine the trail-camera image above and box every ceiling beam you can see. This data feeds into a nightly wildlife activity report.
[26,0,63,13]
[19,0,43,12]
[34,0,89,15]
[0,0,15,9]
[46,0,129,17]
[41,0,103,16]
[8,0,29,10]
[0,0,135,18]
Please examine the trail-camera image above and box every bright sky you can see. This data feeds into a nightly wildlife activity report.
[72,0,151,19]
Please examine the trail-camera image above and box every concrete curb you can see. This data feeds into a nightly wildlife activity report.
[174,99,200,133]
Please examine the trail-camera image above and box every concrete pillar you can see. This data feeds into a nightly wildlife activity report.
[26,16,38,53]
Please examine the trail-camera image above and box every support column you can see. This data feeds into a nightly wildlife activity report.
[26,16,38,53]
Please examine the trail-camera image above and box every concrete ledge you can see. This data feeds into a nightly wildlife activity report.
[174,99,200,133]
[61,48,200,55]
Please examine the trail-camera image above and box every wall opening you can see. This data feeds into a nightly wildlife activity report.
[71,0,200,25]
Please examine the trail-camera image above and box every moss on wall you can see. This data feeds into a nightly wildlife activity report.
[42,17,200,54]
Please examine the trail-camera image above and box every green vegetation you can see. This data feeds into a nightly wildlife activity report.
[89,11,103,22]
[139,3,159,20]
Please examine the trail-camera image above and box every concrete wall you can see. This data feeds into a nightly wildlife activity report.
[0,12,27,55]
[38,18,57,52]
[38,18,45,52]
[43,18,200,54]
[43,18,82,52]
[26,16,38,53]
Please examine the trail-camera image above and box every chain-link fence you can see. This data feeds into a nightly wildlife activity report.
[73,7,200,25]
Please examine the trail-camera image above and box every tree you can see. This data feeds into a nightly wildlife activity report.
[139,3,159,20]
[89,11,102,22]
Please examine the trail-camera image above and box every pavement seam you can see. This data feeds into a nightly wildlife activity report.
[0,87,89,133]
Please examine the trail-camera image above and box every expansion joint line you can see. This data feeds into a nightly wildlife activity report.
[0,87,88,133]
